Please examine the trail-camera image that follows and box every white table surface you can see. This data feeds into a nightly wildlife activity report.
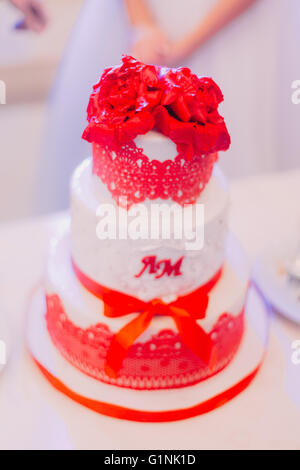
[0,170,300,450]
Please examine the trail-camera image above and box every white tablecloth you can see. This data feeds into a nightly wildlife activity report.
[0,170,300,450]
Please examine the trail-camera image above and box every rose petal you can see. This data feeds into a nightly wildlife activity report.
[117,111,155,143]
[170,95,191,122]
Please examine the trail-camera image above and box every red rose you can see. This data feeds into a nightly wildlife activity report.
[155,67,230,157]
[83,56,230,159]
[82,55,162,145]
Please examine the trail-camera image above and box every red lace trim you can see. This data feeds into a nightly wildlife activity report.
[46,293,244,390]
[92,142,218,208]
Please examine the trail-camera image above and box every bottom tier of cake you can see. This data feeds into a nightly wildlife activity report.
[44,230,249,390]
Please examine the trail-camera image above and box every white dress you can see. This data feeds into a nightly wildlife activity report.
[37,0,299,213]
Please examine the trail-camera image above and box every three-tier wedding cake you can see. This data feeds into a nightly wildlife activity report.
[29,56,257,420]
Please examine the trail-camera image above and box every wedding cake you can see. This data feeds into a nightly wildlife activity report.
[43,56,248,391]
[25,56,271,424]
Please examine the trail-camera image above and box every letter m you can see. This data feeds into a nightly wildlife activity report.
[155,256,184,279]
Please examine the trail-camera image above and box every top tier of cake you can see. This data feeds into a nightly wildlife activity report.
[83,56,230,208]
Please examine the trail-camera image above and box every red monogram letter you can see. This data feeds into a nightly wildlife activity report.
[135,256,157,278]
[155,257,184,279]
[135,256,184,279]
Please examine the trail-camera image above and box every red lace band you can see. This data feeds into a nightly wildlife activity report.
[72,261,223,378]
[92,142,218,208]
[46,292,244,390]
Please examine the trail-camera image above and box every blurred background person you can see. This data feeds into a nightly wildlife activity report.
[0,0,82,221]
[25,0,298,213]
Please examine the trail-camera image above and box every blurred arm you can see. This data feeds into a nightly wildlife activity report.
[124,0,155,27]
[188,0,258,48]
[124,0,259,65]
[170,0,259,62]
[124,0,171,64]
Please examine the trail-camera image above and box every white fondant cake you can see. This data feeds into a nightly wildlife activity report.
[32,57,253,398]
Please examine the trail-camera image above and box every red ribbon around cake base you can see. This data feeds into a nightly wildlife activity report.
[72,261,222,379]
[33,356,263,422]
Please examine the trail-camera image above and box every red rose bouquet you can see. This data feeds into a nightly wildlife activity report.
[83,55,230,160]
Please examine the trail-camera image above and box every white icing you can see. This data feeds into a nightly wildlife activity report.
[134,131,178,162]
[70,159,229,301]
[46,230,249,336]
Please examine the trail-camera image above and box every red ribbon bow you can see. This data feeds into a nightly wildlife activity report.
[72,261,222,378]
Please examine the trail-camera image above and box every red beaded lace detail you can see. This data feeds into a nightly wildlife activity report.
[46,293,244,390]
[92,142,218,208]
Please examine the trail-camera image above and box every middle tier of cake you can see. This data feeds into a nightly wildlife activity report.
[71,158,229,302]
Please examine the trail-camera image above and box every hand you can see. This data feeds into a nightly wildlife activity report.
[165,35,196,66]
[10,0,48,33]
[130,25,171,65]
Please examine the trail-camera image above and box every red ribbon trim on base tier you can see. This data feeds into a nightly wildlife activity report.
[72,260,222,379]
[32,355,264,423]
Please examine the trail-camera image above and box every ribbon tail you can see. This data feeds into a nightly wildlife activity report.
[173,316,216,369]
[105,311,153,379]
